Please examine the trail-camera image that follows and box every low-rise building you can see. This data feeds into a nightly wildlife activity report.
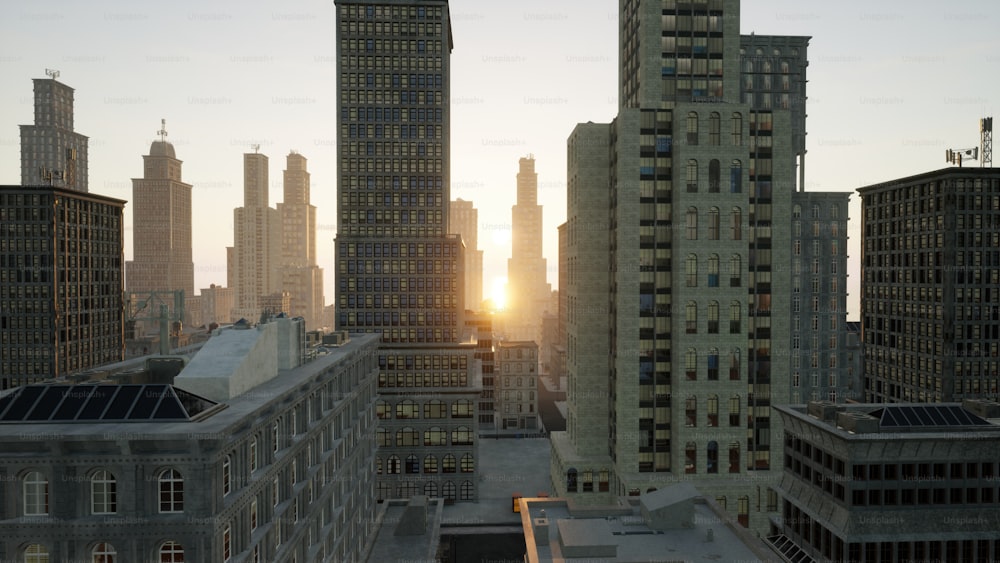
[496,341,539,430]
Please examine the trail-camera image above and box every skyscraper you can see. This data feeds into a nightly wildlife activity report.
[550,0,798,531]
[859,167,1000,403]
[0,186,125,389]
[125,120,194,327]
[229,150,281,321]
[335,0,480,501]
[506,155,551,343]
[19,73,89,192]
[450,198,483,311]
[278,152,325,330]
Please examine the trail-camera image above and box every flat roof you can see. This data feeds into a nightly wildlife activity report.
[857,166,1000,194]
[776,401,1000,439]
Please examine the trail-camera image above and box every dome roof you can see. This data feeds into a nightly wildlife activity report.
[149,140,176,159]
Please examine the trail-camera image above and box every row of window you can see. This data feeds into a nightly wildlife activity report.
[17,468,181,516]
[682,300,742,334]
[21,541,183,563]
[376,399,473,419]
[376,480,473,502]
[684,395,742,427]
[683,160,743,193]
[377,453,473,474]
[376,426,474,447]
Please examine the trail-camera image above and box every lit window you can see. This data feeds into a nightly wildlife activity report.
[159,541,184,563]
[24,544,49,563]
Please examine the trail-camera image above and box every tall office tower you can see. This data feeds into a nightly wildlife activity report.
[506,156,551,343]
[230,151,281,322]
[278,152,325,329]
[739,35,809,190]
[550,0,798,532]
[0,186,125,389]
[336,0,480,501]
[859,168,1000,403]
[125,122,194,329]
[789,192,850,403]
[450,198,483,310]
[19,74,89,192]
[200,284,235,326]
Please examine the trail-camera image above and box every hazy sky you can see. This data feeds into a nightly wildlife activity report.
[1,0,997,319]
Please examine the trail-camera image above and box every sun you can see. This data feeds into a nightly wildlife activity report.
[491,277,508,311]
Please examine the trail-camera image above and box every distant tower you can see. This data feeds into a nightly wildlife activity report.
[19,71,89,192]
[450,198,484,310]
[230,150,281,321]
[125,120,195,326]
[277,152,325,329]
[506,155,551,343]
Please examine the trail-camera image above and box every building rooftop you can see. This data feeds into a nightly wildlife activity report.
[777,400,1000,437]
[0,384,221,423]
[857,166,1000,194]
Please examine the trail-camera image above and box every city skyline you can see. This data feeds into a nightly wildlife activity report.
[1,0,998,318]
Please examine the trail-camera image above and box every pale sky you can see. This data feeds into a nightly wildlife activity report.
[1,0,998,319]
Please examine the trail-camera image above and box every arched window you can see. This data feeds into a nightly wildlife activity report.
[686,160,698,192]
[387,455,401,474]
[567,468,578,492]
[685,442,697,474]
[708,301,719,334]
[686,207,698,239]
[709,112,720,145]
[708,348,719,380]
[222,455,232,496]
[159,541,184,563]
[460,481,475,500]
[223,524,232,561]
[686,111,698,145]
[685,254,698,287]
[709,159,720,191]
[424,399,446,419]
[729,395,741,426]
[442,481,457,500]
[92,542,116,563]
[397,427,419,446]
[452,426,473,445]
[729,442,741,473]
[377,483,392,502]
[707,441,719,474]
[730,254,741,287]
[451,399,473,418]
[737,496,750,527]
[708,254,719,287]
[792,204,801,219]
[730,349,741,381]
[272,419,280,453]
[91,470,117,515]
[424,482,438,497]
[686,301,697,334]
[730,207,742,240]
[158,469,183,513]
[442,454,457,474]
[708,208,720,240]
[23,471,48,516]
[599,469,610,492]
[249,436,258,473]
[707,395,719,427]
[376,456,383,475]
[730,160,742,193]
[377,427,391,447]
[685,348,697,381]
[24,544,48,563]
[395,399,418,419]
[423,455,438,473]
[405,454,420,474]
[424,426,446,446]
[460,453,475,473]
[731,112,742,145]
[685,396,697,428]
[375,400,390,419]
[730,301,741,334]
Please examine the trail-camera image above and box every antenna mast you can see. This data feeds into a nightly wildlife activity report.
[157,118,168,142]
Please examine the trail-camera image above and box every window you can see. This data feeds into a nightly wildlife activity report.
[92,542,116,563]
[685,348,697,381]
[729,349,741,381]
[387,455,401,474]
[376,400,389,419]
[91,470,117,515]
[23,471,48,515]
[730,207,742,240]
[729,395,741,426]
[461,453,475,473]
[423,455,438,473]
[686,301,697,334]
[708,349,719,380]
[709,112,721,145]
[424,426,446,445]
[461,481,475,500]
[707,441,719,474]
[452,426,473,445]
[406,454,420,474]
[396,399,418,419]
[707,301,720,333]
[223,525,232,561]
[424,400,446,418]
[377,428,391,447]
[158,469,184,513]
[686,254,698,287]
[730,160,742,192]
[708,254,719,287]
[709,159,720,192]
[397,427,420,446]
[250,499,258,531]
[731,112,742,145]
[24,544,49,563]
[451,399,473,418]
[222,455,232,496]
[687,111,698,145]
[686,207,698,239]
[443,454,457,473]
[159,541,184,563]
[730,301,741,334]
[730,254,741,287]
[708,395,719,427]
[685,442,697,474]
[686,160,698,192]
[729,442,741,473]
[249,437,258,473]
[272,420,280,453]
[685,396,697,427]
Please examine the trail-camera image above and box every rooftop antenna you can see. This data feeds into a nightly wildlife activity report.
[981,117,993,168]
[157,118,168,142]
[45,68,60,80]
[251,143,261,154]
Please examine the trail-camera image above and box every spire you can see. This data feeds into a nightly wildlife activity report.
[157,118,168,142]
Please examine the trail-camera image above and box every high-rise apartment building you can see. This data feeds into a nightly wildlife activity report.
[859,167,1000,403]
[278,152,325,329]
[19,74,88,192]
[230,151,281,322]
[550,0,800,531]
[496,340,539,430]
[506,156,551,343]
[0,186,125,389]
[200,284,235,327]
[335,0,479,501]
[125,122,195,328]
[450,198,483,310]
[789,191,850,403]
